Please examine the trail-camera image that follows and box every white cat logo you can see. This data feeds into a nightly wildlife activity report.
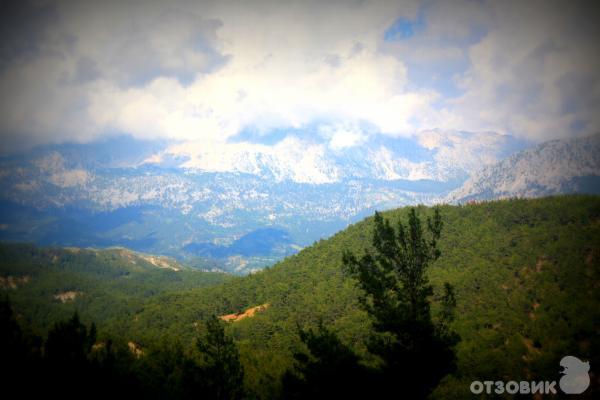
[559,356,590,394]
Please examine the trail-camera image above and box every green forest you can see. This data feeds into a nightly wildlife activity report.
[1,195,599,398]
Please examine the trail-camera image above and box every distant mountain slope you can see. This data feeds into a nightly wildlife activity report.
[148,129,524,183]
[4,196,599,398]
[448,134,600,202]
[0,244,231,332]
[0,130,526,272]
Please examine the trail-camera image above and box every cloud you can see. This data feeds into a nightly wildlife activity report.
[0,0,227,150]
[0,0,425,151]
[441,0,600,140]
[83,0,434,143]
[321,124,368,150]
[0,0,599,153]
[0,0,64,71]
[57,1,226,87]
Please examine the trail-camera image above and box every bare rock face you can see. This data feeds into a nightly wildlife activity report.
[448,134,600,203]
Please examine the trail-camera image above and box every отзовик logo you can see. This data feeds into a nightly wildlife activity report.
[559,356,590,394]
[470,355,590,395]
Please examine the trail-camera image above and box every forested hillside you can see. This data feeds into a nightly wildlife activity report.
[0,245,231,334]
[2,196,599,398]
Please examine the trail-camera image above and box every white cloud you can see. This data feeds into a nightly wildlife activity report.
[326,127,367,150]
[84,1,430,142]
[0,0,428,149]
[442,0,600,140]
[0,0,598,152]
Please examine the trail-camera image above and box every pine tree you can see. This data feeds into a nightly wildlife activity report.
[44,312,98,398]
[196,315,244,400]
[45,312,95,366]
[0,298,40,393]
[342,208,459,398]
[282,322,372,399]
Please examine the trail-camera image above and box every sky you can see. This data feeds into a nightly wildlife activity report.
[0,0,599,154]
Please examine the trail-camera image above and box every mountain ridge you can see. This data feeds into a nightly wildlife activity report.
[1,131,598,273]
[448,133,600,202]
[0,130,525,272]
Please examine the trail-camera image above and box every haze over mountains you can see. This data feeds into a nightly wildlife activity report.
[0,130,598,273]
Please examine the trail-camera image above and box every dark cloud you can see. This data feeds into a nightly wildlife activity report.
[0,0,61,68]
[556,72,600,116]
[105,10,227,87]
[1,1,228,87]
[69,56,101,84]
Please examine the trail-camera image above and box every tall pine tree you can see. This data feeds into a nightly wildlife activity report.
[282,322,372,399]
[343,208,459,398]
[196,315,245,400]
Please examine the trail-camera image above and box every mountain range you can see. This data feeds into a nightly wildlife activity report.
[0,130,598,273]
